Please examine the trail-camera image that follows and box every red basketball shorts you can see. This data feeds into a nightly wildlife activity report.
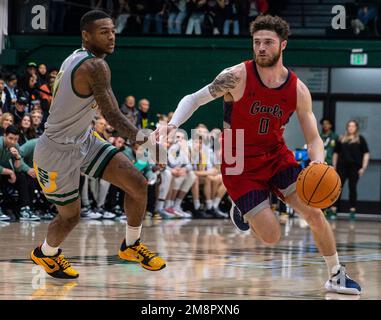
[222,144,302,219]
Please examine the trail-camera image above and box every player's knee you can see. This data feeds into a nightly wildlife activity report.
[304,208,325,228]
[253,226,281,245]
[58,213,80,228]
[260,231,281,245]
[130,175,148,199]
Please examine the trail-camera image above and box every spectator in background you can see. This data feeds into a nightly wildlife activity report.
[247,0,268,26]
[48,67,59,79]
[189,130,218,218]
[82,117,116,219]
[25,62,38,77]
[0,125,39,221]
[351,3,378,35]
[125,0,146,34]
[320,118,338,166]
[155,137,175,218]
[137,98,151,129]
[120,95,139,127]
[20,138,55,220]
[30,109,44,136]
[223,0,240,35]
[142,0,167,34]
[115,0,133,33]
[167,0,188,34]
[0,112,14,136]
[160,130,194,218]
[18,114,38,146]
[37,63,48,85]
[204,0,225,35]
[39,74,54,115]
[3,74,18,113]
[10,95,29,126]
[208,128,228,217]
[186,0,207,35]
[255,0,269,14]
[105,136,127,218]
[332,120,370,220]
[19,73,41,108]
[0,76,6,111]
[124,141,159,218]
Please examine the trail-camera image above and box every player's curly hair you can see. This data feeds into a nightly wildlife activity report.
[250,15,290,40]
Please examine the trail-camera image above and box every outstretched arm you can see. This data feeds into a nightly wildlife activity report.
[169,64,243,128]
[296,79,325,163]
[84,58,140,142]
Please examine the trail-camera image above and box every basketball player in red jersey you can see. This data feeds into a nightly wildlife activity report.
[155,15,361,295]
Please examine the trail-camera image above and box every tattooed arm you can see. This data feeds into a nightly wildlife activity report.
[83,58,140,143]
[169,63,245,128]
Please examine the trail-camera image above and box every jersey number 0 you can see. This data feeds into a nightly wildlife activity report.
[258,118,270,134]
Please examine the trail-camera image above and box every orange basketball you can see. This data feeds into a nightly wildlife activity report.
[296,163,342,209]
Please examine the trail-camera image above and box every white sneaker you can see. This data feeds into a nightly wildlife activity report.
[0,213,10,221]
[20,207,41,221]
[83,210,103,220]
[173,206,192,219]
[158,208,177,220]
[97,208,116,220]
[325,265,361,295]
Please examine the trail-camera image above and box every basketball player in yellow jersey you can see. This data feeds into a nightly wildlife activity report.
[30,10,166,279]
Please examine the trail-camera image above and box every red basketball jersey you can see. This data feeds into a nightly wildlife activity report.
[222,60,298,158]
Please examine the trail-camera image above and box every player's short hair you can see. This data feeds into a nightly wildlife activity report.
[250,15,290,41]
[5,125,20,136]
[80,10,112,32]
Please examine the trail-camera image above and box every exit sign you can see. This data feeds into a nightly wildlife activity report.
[350,52,368,66]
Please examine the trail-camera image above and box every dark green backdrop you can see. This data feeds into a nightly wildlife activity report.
[2,36,381,131]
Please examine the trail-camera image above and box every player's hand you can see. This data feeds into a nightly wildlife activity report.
[358,168,365,177]
[153,123,177,144]
[8,171,16,184]
[28,168,37,179]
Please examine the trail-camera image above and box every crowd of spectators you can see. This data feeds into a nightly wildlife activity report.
[0,61,231,222]
[46,0,284,36]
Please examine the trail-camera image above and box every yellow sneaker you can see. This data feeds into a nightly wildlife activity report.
[118,239,166,271]
[30,246,79,279]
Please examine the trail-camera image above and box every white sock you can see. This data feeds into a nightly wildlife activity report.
[174,198,182,209]
[126,224,142,246]
[323,252,340,277]
[165,200,172,208]
[156,200,165,211]
[41,239,59,256]
[213,197,221,209]
[194,199,200,210]
[206,200,213,210]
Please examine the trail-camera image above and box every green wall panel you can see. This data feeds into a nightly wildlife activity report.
[2,35,381,131]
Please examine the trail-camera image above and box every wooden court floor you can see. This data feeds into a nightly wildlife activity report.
[0,216,381,300]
